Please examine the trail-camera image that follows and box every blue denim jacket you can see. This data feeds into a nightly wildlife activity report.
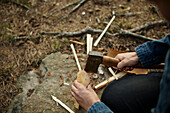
[87,34,170,113]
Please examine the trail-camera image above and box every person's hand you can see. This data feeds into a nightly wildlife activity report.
[115,52,139,70]
[71,80,100,111]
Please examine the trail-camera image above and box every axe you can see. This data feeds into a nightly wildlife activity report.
[84,51,164,73]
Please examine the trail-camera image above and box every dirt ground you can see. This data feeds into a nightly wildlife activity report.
[0,0,169,112]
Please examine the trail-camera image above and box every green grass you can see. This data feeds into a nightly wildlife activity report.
[7,35,15,40]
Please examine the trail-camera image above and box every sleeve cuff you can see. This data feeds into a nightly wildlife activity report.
[87,102,113,113]
[135,43,157,67]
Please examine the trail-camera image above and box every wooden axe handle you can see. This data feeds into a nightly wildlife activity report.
[102,56,164,69]
[103,56,119,67]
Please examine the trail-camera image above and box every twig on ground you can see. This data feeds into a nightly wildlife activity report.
[40,20,168,41]
[40,26,114,38]
[40,26,155,41]
[8,36,30,41]
[129,20,168,32]
[11,0,30,10]
[58,0,88,21]
[50,0,81,15]
[120,29,156,41]
[116,12,143,17]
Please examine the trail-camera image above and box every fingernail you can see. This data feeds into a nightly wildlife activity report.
[115,67,119,70]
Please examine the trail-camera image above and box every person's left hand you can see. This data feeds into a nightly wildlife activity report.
[71,80,100,111]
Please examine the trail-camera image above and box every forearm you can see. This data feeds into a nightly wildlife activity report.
[135,35,170,67]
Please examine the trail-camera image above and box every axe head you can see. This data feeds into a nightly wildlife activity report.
[84,51,103,73]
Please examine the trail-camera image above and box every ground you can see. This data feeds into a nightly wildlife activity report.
[0,0,169,112]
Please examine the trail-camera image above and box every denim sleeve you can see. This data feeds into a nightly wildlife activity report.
[87,102,114,113]
[135,34,170,67]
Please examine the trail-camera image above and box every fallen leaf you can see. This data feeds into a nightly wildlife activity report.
[67,74,72,77]
[73,68,78,71]
[98,48,104,51]
[79,58,85,61]
[63,92,67,95]
[107,48,125,57]
[60,82,64,87]
[60,76,64,80]
[47,71,51,76]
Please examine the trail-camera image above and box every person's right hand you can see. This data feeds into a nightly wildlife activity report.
[115,52,139,70]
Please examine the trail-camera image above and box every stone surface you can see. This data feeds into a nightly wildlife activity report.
[8,71,40,113]
[8,52,111,113]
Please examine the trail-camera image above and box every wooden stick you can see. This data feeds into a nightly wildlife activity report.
[129,20,168,33]
[40,24,160,41]
[70,44,82,71]
[50,0,81,15]
[40,26,114,38]
[120,29,156,41]
[94,11,116,46]
[11,0,30,10]
[116,12,143,17]
[51,95,75,113]
[59,0,88,21]
[87,34,90,54]
[90,37,93,52]
[108,67,118,80]
[70,40,85,45]
[95,71,127,90]
[87,34,93,54]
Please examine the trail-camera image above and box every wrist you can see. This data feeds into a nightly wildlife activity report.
[87,100,101,111]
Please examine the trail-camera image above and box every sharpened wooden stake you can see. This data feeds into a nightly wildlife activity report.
[87,34,93,54]
[70,44,82,71]
[51,95,75,113]
[87,34,90,54]
[90,37,93,51]
[108,67,118,80]
[95,71,127,90]
[94,11,116,46]
[71,44,88,109]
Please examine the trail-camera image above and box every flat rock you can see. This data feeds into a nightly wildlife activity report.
[8,52,111,113]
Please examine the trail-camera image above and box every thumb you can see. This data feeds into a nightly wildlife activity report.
[87,83,93,90]
[117,60,127,69]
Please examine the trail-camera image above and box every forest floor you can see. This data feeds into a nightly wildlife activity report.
[0,0,170,112]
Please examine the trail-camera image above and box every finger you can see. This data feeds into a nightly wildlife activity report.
[129,67,134,71]
[70,91,80,101]
[71,85,82,98]
[117,61,126,69]
[112,66,119,70]
[124,67,134,71]
[73,80,81,88]
[70,90,76,97]
[87,83,96,92]
[71,84,78,93]
[124,67,130,71]
[115,54,125,61]
[74,80,85,89]
[87,83,93,89]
